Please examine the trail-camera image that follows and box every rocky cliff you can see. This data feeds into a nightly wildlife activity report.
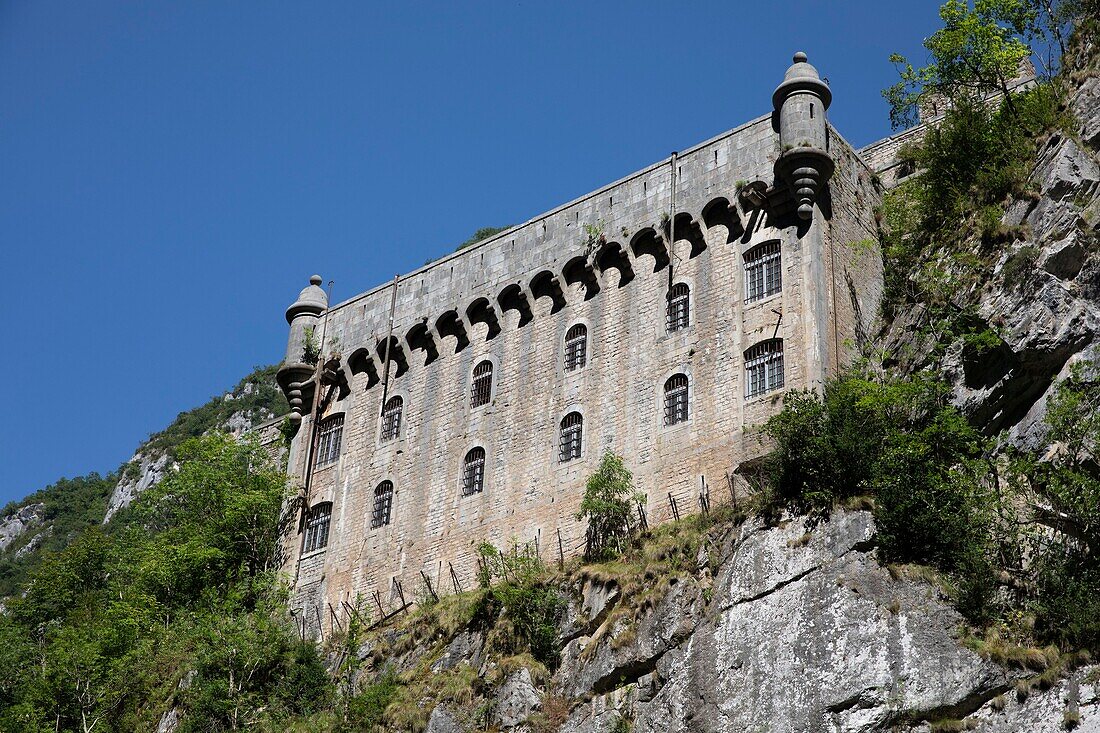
[881,42,1100,452]
[353,510,1097,733]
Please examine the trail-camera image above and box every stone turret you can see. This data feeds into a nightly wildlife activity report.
[277,275,327,426]
[773,51,835,220]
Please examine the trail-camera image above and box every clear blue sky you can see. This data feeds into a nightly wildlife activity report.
[0,1,942,506]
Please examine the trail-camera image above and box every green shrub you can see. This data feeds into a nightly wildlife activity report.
[576,451,645,561]
[763,372,998,620]
[346,670,398,729]
[474,543,564,669]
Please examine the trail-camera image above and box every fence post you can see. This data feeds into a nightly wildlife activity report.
[394,579,408,613]
[420,570,439,602]
[668,492,680,522]
[373,590,385,621]
[556,528,565,570]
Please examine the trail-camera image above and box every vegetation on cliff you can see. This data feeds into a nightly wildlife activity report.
[0,365,287,601]
[0,433,327,732]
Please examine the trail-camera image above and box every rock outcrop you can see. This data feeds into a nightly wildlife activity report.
[0,502,44,553]
[405,510,1096,732]
[883,63,1100,450]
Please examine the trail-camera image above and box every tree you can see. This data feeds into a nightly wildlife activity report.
[137,432,293,606]
[884,0,1037,128]
[576,451,644,561]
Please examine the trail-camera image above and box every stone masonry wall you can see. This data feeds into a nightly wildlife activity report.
[282,113,882,634]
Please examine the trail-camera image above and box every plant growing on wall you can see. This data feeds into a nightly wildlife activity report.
[581,220,606,253]
[302,327,320,365]
[576,451,645,561]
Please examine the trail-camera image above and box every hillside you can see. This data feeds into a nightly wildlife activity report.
[0,365,287,600]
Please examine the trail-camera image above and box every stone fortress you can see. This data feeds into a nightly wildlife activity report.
[275,53,890,631]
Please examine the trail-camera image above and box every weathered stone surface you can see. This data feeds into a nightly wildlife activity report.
[630,512,1006,733]
[155,708,179,733]
[426,705,464,733]
[922,83,1100,446]
[0,502,44,552]
[432,630,483,673]
[557,575,701,699]
[493,667,542,729]
[1072,76,1100,150]
[968,665,1100,732]
[104,451,170,522]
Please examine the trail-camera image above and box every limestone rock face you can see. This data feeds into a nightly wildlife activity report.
[968,667,1100,732]
[0,502,44,553]
[885,76,1100,448]
[104,451,170,522]
[382,512,1096,732]
[541,512,1096,732]
[492,667,542,729]
[631,514,1006,733]
[426,706,464,733]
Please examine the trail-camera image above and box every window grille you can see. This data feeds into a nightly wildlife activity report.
[564,324,587,371]
[462,447,486,496]
[471,361,493,408]
[666,283,690,332]
[663,374,689,426]
[559,412,583,462]
[744,241,782,303]
[745,339,785,398]
[381,396,403,442]
[371,481,393,528]
[314,415,344,468]
[302,502,332,554]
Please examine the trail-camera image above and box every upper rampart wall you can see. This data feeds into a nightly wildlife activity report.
[304,114,873,392]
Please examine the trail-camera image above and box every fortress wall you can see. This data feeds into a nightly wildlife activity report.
[282,113,884,630]
[824,132,886,368]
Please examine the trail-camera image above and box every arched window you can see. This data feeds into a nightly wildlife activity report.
[663,374,689,426]
[471,360,493,408]
[371,481,393,528]
[380,396,403,442]
[564,324,587,371]
[745,339,784,398]
[314,414,344,469]
[744,241,782,303]
[302,502,332,554]
[462,448,486,495]
[666,283,690,332]
[559,412,583,462]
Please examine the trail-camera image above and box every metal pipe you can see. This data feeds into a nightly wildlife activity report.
[668,151,678,293]
[379,274,400,416]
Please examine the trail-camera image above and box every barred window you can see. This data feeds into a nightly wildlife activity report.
[744,241,782,303]
[745,339,785,398]
[302,502,332,554]
[371,481,393,529]
[471,361,493,408]
[462,447,486,496]
[559,412,583,463]
[314,414,344,468]
[666,283,690,332]
[663,374,689,426]
[381,396,403,442]
[564,324,587,371]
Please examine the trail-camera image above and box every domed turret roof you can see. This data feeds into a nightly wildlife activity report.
[285,274,328,323]
[773,51,832,111]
